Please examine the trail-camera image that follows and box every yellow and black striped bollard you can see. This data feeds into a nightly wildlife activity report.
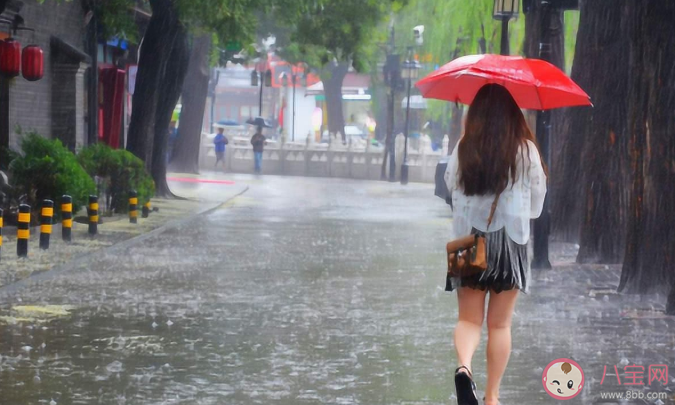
[17,204,30,257]
[142,200,151,218]
[39,199,54,250]
[0,208,3,261]
[61,195,72,242]
[88,195,98,235]
[129,190,138,224]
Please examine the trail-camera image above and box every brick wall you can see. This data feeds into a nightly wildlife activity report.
[7,0,85,150]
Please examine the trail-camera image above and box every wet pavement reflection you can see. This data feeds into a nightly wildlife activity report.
[0,175,673,404]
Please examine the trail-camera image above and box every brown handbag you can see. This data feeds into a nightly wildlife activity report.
[446,193,501,278]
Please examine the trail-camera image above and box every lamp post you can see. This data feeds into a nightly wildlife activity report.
[251,68,272,116]
[493,0,519,55]
[400,50,421,185]
[282,71,307,142]
[532,0,553,269]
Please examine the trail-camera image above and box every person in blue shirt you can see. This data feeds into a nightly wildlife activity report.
[213,127,228,170]
[166,120,178,164]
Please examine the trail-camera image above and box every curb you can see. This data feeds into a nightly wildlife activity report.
[0,186,249,300]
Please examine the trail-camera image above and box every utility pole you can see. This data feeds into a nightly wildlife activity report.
[383,24,399,182]
[86,9,98,146]
[400,47,413,185]
[209,69,220,133]
[386,59,398,182]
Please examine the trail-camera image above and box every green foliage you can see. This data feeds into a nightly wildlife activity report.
[41,0,262,63]
[78,143,155,214]
[380,0,580,129]
[272,0,405,72]
[177,0,261,47]
[564,10,580,74]
[39,0,141,41]
[96,0,143,41]
[0,146,18,171]
[9,132,96,216]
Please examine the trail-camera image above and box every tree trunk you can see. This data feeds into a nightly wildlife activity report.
[548,2,632,263]
[619,2,675,305]
[171,35,212,174]
[575,4,632,264]
[151,25,189,197]
[126,0,179,169]
[322,62,349,142]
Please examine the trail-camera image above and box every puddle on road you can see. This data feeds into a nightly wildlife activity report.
[0,305,76,325]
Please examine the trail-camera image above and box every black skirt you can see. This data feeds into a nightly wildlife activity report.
[445,227,530,294]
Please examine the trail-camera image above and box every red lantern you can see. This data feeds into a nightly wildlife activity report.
[0,38,21,78]
[22,45,43,81]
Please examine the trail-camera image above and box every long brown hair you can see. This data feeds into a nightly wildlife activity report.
[458,84,546,196]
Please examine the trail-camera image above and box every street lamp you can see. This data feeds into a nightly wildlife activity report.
[281,70,307,142]
[493,0,519,55]
[532,0,553,270]
[400,52,421,185]
[251,68,272,116]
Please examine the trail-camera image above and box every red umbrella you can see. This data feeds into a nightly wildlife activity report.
[415,54,592,110]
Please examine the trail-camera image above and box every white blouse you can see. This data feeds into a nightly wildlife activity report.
[444,139,547,245]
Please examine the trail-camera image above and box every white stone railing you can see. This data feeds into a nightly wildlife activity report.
[199,131,451,183]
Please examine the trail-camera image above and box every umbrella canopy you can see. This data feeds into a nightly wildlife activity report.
[246,116,274,128]
[416,54,592,110]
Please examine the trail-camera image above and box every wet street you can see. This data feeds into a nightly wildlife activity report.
[0,174,673,405]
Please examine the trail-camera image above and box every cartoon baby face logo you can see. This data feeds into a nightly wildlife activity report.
[542,358,585,400]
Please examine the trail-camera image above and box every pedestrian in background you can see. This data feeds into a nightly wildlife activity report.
[251,126,266,174]
[167,120,178,164]
[444,84,547,405]
[213,127,228,171]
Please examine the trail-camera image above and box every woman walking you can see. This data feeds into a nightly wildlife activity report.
[444,84,547,405]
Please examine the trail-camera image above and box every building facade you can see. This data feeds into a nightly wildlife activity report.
[0,0,147,153]
[0,0,88,151]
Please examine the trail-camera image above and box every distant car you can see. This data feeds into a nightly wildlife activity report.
[217,119,240,126]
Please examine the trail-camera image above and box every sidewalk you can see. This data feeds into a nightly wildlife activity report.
[487,241,675,404]
[0,178,247,288]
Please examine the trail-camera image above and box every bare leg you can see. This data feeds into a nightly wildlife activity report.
[455,286,487,374]
[485,289,519,405]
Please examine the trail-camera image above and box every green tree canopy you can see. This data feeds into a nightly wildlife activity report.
[264,0,404,139]
[385,0,579,132]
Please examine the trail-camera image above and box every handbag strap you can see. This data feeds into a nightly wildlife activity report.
[486,191,502,231]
